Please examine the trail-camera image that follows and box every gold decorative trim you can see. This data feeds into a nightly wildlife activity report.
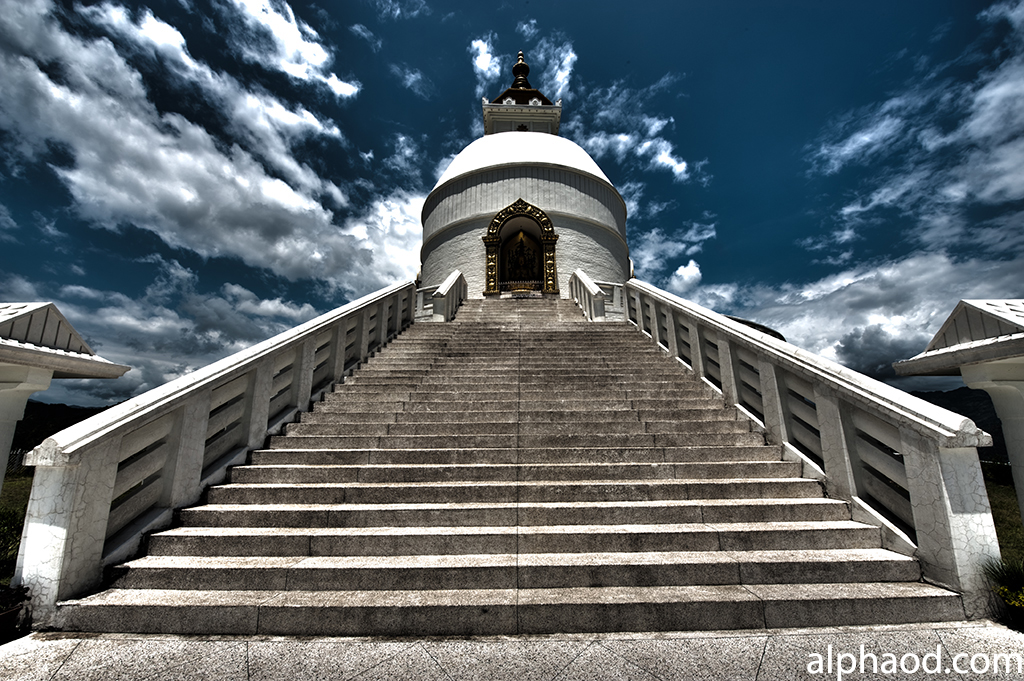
[483,199,559,295]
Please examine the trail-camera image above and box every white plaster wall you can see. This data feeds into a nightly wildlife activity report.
[421,220,489,297]
[421,212,628,298]
[423,166,626,244]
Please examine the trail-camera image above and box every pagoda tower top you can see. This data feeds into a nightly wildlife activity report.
[482,51,562,135]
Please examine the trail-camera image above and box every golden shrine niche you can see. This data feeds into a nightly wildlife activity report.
[482,198,559,295]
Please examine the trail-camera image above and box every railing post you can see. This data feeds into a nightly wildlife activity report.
[757,356,789,447]
[717,338,740,406]
[294,338,317,413]
[246,360,275,449]
[376,301,388,349]
[390,292,403,336]
[664,308,679,358]
[812,386,858,500]
[358,307,373,359]
[899,426,1001,618]
[688,322,706,380]
[17,436,122,626]
[651,302,666,348]
[165,392,213,508]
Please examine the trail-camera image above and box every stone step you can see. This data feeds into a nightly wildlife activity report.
[227,460,801,484]
[110,548,920,592]
[251,444,785,466]
[57,582,963,635]
[282,419,752,437]
[180,498,851,528]
[206,478,821,505]
[147,521,877,557]
[267,431,765,450]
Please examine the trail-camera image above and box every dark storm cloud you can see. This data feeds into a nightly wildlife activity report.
[834,324,932,380]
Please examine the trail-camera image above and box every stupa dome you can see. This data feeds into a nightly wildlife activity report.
[419,51,631,298]
[434,132,613,190]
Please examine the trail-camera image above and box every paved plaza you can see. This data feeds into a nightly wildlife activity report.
[2,620,1024,680]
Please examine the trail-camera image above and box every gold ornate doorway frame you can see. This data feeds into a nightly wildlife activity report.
[483,198,559,296]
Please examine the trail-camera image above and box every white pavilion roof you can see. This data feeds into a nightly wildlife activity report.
[0,302,129,379]
[924,300,1024,351]
[893,300,1024,376]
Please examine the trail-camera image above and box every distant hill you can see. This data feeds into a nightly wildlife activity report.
[10,401,109,459]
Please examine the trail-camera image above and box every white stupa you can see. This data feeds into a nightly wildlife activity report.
[420,52,630,297]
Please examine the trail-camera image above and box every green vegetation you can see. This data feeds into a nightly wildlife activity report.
[0,473,32,587]
[980,462,1024,630]
[985,473,1024,565]
[0,473,31,643]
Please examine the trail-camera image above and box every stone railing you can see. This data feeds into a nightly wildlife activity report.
[15,281,416,626]
[568,269,607,321]
[568,271,625,322]
[414,284,439,321]
[579,276,1000,618]
[430,270,468,322]
[414,270,467,322]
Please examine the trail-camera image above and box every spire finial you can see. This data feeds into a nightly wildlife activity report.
[511,50,532,89]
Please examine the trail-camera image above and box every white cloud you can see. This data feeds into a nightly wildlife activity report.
[349,24,382,52]
[807,2,1024,256]
[564,74,699,185]
[223,0,360,98]
[374,0,430,20]
[432,153,457,182]
[83,3,345,199]
[383,134,422,182]
[0,0,414,299]
[665,260,701,295]
[516,19,538,39]
[630,223,716,285]
[0,203,17,242]
[811,115,904,175]
[469,37,502,98]
[690,252,1024,383]
[339,191,424,286]
[389,64,433,99]
[2,260,324,406]
[533,39,577,100]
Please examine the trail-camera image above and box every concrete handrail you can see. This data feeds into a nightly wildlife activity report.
[573,273,1000,618]
[16,280,416,626]
[568,270,606,321]
[430,270,467,322]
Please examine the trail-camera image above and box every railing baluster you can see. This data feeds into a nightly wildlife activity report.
[812,386,858,500]
[717,338,740,407]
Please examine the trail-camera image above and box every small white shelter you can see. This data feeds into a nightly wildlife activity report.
[0,303,129,491]
[894,300,1024,522]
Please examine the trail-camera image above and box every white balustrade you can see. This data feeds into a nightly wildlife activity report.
[574,275,1001,618]
[15,281,416,626]
[568,270,606,321]
[414,285,439,321]
[431,270,468,322]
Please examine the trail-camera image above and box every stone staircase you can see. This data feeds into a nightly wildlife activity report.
[58,298,965,635]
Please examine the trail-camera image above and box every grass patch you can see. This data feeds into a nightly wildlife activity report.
[981,462,1024,630]
[0,474,31,643]
[0,474,32,587]
[982,462,1024,564]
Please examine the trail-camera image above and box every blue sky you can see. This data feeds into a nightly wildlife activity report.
[1,0,1022,406]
